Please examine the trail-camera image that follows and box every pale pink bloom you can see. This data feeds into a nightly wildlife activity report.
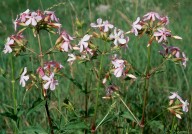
[3,37,14,54]
[143,12,160,21]
[25,12,42,26]
[154,27,171,43]
[169,92,189,112]
[37,67,45,77]
[19,67,29,87]
[181,100,189,112]
[102,20,114,32]
[131,17,142,36]
[78,34,91,52]
[182,52,188,68]
[112,59,125,77]
[60,31,73,52]
[90,18,103,28]
[13,16,19,31]
[42,73,58,90]
[85,47,94,55]
[20,9,30,22]
[169,92,183,102]
[67,53,76,64]
[44,11,59,22]
[109,28,126,46]
[160,16,169,25]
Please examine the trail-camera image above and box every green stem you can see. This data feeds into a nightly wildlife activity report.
[11,56,17,133]
[95,101,116,131]
[171,116,176,134]
[116,93,140,126]
[37,33,54,134]
[141,46,151,128]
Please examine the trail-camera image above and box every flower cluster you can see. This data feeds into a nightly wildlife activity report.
[14,9,61,36]
[36,61,63,92]
[159,44,188,67]
[168,92,189,119]
[130,12,181,45]
[90,18,114,32]
[3,32,27,56]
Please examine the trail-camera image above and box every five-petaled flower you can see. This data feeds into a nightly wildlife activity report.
[42,73,58,90]
[154,27,171,43]
[112,59,125,77]
[90,18,103,28]
[109,28,127,46]
[78,34,91,52]
[102,20,114,32]
[25,11,42,26]
[60,31,73,52]
[131,17,142,36]
[20,67,29,87]
[143,12,160,21]
[3,37,14,54]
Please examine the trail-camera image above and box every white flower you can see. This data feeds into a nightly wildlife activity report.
[169,92,183,102]
[25,12,42,26]
[3,37,14,54]
[42,73,58,90]
[181,100,189,112]
[109,28,126,46]
[90,18,103,28]
[131,17,142,36]
[67,53,76,64]
[102,20,114,32]
[19,67,29,87]
[78,34,91,52]
[112,59,125,77]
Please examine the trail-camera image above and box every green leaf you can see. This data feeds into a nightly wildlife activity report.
[61,121,88,131]
[0,112,18,122]
[19,126,47,134]
[63,74,83,90]
[121,111,135,122]
[27,98,46,116]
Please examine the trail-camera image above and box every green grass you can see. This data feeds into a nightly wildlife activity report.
[0,0,192,133]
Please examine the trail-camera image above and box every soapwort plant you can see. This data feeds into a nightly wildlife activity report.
[2,8,189,133]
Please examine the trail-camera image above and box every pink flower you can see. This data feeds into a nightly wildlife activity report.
[3,37,14,54]
[154,27,171,43]
[169,92,189,112]
[20,9,30,22]
[78,34,91,52]
[19,67,29,87]
[109,28,127,46]
[102,20,114,32]
[160,16,169,25]
[37,67,45,77]
[131,17,142,36]
[44,61,63,70]
[143,12,160,21]
[44,11,59,22]
[60,31,73,52]
[90,18,103,28]
[42,73,58,90]
[112,59,125,77]
[25,11,42,26]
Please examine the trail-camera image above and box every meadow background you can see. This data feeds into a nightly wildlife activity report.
[0,0,192,133]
